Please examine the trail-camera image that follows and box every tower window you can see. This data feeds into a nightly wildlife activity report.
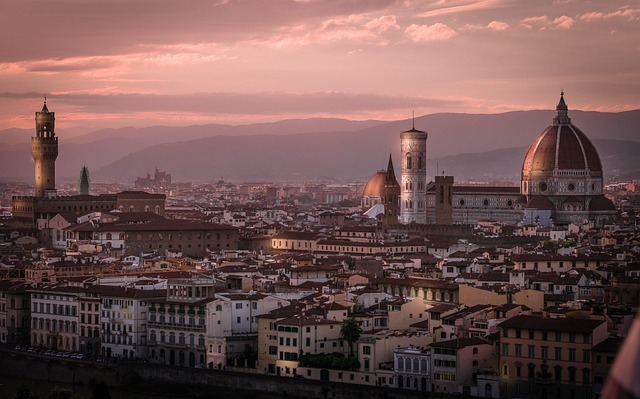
[406,154,412,170]
[567,183,575,192]
[539,182,548,192]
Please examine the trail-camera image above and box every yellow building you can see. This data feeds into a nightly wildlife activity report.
[498,314,608,399]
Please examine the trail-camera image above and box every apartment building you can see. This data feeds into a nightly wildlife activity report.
[429,337,494,395]
[147,278,214,367]
[30,285,83,351]
[498,314,608,399]
[92,285,164,359]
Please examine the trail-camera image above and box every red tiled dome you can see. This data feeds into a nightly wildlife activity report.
[589,195,616,211]
[363,171,387,197]
[525,196,555,210]
[522,93,602,176]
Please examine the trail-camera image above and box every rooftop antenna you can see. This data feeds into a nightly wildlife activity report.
[44,94,47,104]
[412,111,415,129]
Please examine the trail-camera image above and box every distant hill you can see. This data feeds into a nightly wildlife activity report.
[0,110,638,182]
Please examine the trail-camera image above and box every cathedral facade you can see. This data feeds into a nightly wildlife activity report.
[363,93,617,227]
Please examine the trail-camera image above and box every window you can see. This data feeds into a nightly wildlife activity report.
[528,364,535,378]
[528,345,535,358]
[582,368,590,384]
[568,348,576,362]
[555,347,562,361]
[541,346,548,360]
[502,344,509,357]
[583,350,590,363]
[515,345,522,357]
[363,346,371,355]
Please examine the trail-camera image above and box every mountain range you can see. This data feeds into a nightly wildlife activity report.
[0,109,638,183]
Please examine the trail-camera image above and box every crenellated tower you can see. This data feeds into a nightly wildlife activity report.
[400,122,428,224]
[32,98,58,198]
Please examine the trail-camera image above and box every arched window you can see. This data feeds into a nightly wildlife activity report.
[155,205,160,214]
[145,205,150,212]
[406,154,412,170]
[106,233,112,240]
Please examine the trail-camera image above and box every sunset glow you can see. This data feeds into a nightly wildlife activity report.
[1,0,638,132]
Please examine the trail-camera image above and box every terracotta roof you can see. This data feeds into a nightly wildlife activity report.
[429,337,489,349]
[525,196,554,210]
[522,122,602,174]
[590,195,616,211]
[498,315,605,333]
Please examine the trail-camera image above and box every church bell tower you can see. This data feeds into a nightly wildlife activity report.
[32,97,58,198]
[400,122,428,224]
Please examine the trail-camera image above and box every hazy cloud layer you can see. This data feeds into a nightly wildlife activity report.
[0,0,639,129]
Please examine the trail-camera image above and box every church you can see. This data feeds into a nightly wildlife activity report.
[362,93,617,227]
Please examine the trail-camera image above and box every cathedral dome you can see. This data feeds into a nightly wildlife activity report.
[363,171,387,197]
[522,93,602,179]
[589,195,616,211]
[525,195,554,210]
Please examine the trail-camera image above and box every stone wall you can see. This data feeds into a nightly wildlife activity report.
[0,350,461,399]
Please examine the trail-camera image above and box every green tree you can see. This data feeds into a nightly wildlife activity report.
[340,317,362,356]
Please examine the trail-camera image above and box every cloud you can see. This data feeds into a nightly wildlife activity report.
[416,0,508,18]
[249,13,401,48]
[462,20,509,32]
[405,23,457,42]
[553,15,575,29]
[578,7,640,22]
[487,21,510,31]
[520,15,575,30]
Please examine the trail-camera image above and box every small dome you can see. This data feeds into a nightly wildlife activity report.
[522,93,602,177]
[363,171,387,197]
[525,196,554,210]
[515,195,528,205]
[589,195,616,211]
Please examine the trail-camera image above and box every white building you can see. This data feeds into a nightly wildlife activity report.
[92,285,164,359]
[400,125,428,224]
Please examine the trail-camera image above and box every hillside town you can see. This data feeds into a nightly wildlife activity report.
[0,98,639,399]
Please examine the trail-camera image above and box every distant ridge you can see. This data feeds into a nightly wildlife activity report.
[0,110,638,182]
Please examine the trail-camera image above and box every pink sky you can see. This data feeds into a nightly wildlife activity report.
[1,0,639,132]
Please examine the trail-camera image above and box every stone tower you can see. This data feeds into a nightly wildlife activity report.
[434,175,454,225]
[32,98,58,198]
[78,166,90,196]
[400,123,428,224]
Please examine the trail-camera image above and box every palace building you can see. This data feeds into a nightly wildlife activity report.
[11,100,166,228]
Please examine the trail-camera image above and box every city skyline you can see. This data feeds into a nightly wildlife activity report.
[1,0,639,132]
